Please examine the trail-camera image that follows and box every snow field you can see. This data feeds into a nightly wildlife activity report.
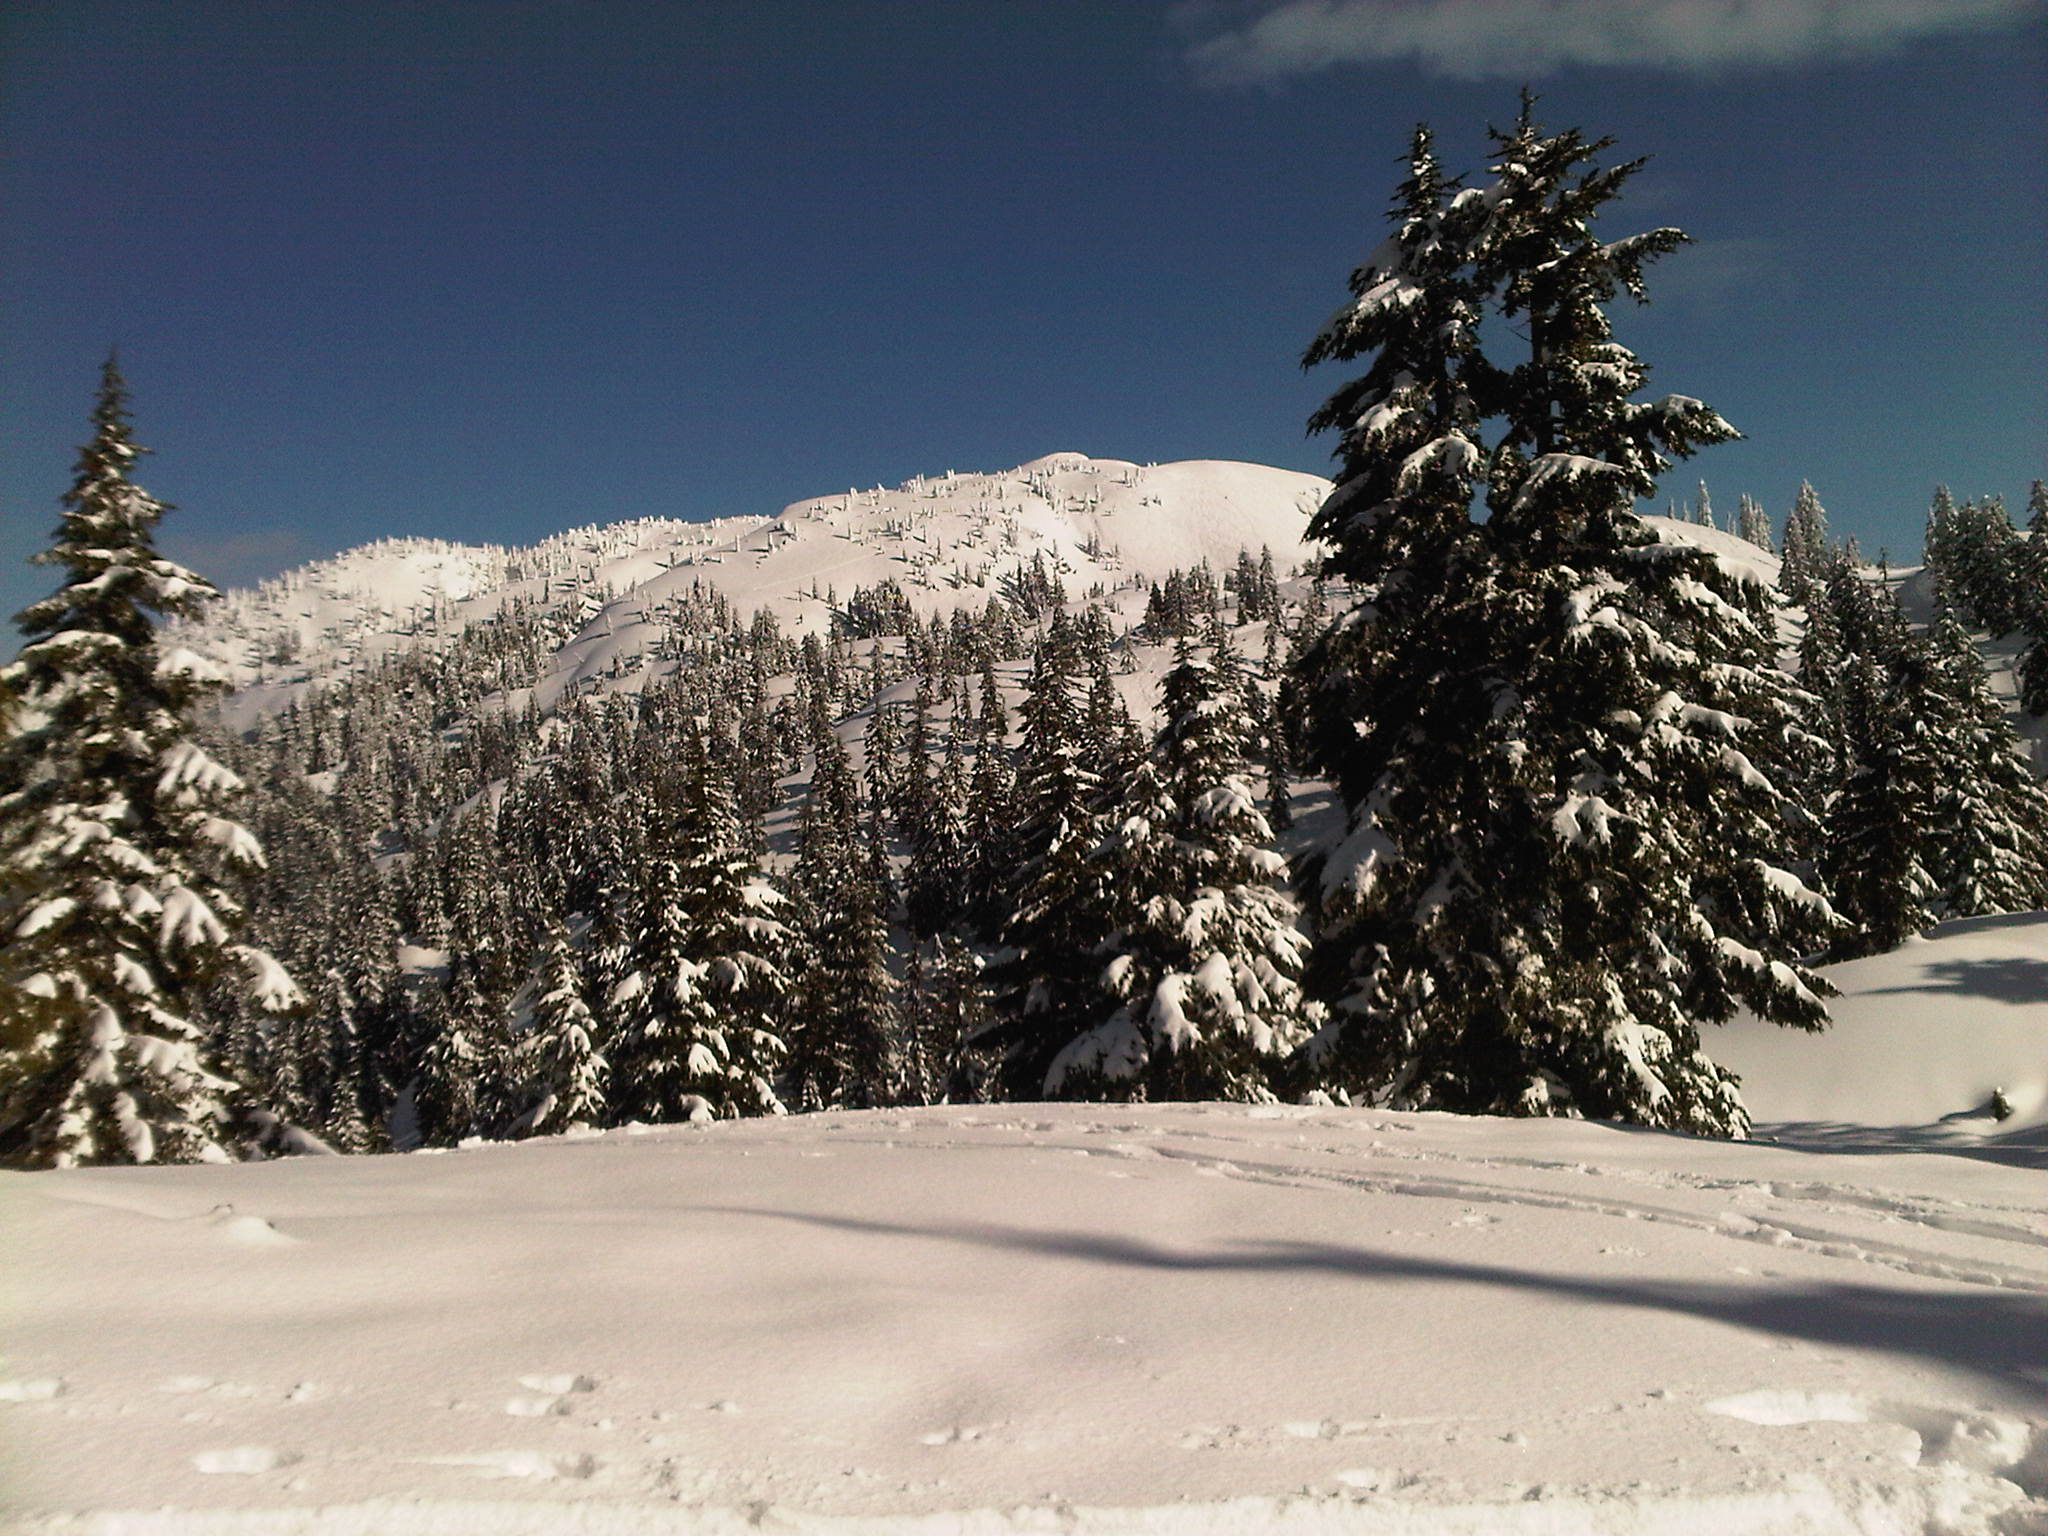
[4,1100,2044,1535]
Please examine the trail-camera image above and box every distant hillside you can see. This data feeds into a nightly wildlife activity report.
[184,453,1330,727]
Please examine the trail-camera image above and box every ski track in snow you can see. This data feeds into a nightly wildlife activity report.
[4,1104,2046,1535]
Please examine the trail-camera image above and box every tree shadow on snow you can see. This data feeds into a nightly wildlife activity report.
[714,1208,2048,1395]
[1752,1120,2048,1170]
[1864,955,2048,1006]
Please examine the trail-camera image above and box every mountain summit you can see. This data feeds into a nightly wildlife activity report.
[189,453,1329,723]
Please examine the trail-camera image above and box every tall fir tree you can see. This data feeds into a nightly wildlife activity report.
[1922,603,2048,919]
[1294,104,1838,1137]
[517,920,609,1133]
[1052,632,1318,1102]
[893,936,991,1105]
[667,742,790,1117]
[0,359,302,1167]
[1779,482,1832,606]
[786,718,892,1109]
[1820,650,1944,957]
[979,613,1114,1098]
[606,851,725,1123]
[1735,494,1775,553]
[962,662,1018,936]
[2013,481,2048,718]
[411,969,485,1145]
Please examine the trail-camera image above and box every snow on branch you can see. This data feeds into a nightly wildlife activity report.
[233,945,304,1012]
[154,647,230,685]
[157,742,245,802]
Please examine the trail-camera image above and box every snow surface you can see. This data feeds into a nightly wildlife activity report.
[6,929,2047,1536]
[1717,912,2048,1162]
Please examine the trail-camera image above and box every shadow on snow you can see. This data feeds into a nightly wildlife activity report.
[713,1207,2048,1396]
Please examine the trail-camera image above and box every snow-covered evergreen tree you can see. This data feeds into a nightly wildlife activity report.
[904,743,972,939]
[1779,482,1832,604]
[606,851,723,1124]
[1294,104,1838,1137]
[1051,632,1318,1102]
[411,970,485,1145]
[979,613,1114,1098]
[671,742,789,1117]
[1820,651,1944,958]
[518,921,608,1133]
[2008,497,2048,720]
[893,936,990,1105]
[961,663,1017,936]
[1735,494,1775,553]
[0,359,302,1168]
[786,719,890,1109]
[1922,604,2048,918]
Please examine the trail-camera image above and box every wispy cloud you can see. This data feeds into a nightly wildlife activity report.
[1182,0,2047,83]
[162,526,316,593]
[1649,236,1788,311]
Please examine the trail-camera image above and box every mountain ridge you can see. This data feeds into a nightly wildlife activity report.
[186,452,1331,726]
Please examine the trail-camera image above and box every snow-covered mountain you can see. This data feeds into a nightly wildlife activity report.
[189,453,1330,725]
[179,452,2048,780]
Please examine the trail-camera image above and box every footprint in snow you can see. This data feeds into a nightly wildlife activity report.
[505,1373,598,1417]
[518,1373,598,1395]
[423,1450,601,1480]
[504,1396,572,1417]
[193,1446,298,1475]
[0,1377,65,1404]
[205,1204,298,1248]
[1334,1467,1389,1490]
[1705,1391,2048,1491]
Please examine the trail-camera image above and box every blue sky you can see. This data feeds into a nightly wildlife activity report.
[3,0,2043,624]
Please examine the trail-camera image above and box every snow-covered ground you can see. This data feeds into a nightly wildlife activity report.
[1719,913,2048,1163]
[5,921,2045,1536]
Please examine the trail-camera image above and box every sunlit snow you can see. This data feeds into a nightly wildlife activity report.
[3,917,2044,1534]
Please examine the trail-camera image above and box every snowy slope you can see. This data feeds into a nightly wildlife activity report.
[3,1103,2044,1535]
[190,454,1330,725]
[1716,913,2048,1160]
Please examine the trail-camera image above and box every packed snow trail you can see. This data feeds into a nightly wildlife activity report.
[4,1103,2044,1536]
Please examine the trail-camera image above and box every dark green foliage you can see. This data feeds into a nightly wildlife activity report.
[1052,632,1318,1103]
[0,360,300,1167]
[979,614,1114,1098]
[1292,104,1839,1137]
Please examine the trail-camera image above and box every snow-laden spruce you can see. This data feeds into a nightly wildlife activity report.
[1814,581,2048,956]
[516,921,609,1133]
[608,736,790,1122]
[786,707,891,1110]
[1292,103,1841,1137]
[979,613,1115,1098]
[1049,626,1320,1101]
[0,358,302,1168]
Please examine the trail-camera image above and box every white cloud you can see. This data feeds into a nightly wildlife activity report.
[1184,0,2046,82]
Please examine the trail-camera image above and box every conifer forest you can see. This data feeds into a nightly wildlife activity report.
[4,104,2045,1171]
